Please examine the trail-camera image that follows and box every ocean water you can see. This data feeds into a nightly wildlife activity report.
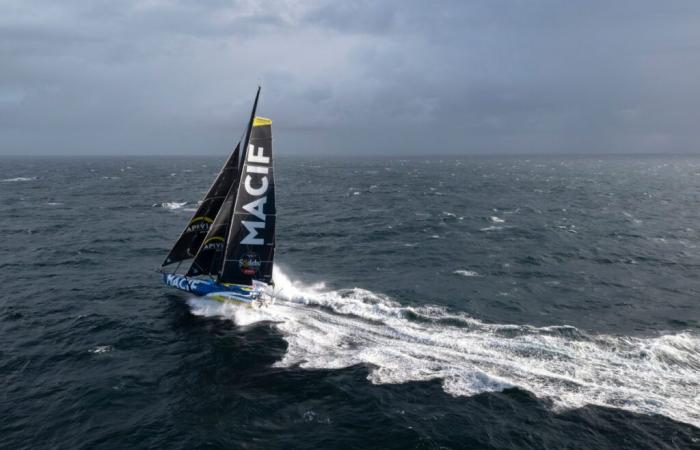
[1,155,699,449]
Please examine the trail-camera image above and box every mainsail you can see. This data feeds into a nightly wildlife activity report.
[219,117,275,285]
[162,143,241,267]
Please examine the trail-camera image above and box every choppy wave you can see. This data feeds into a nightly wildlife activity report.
[453,269,480,277]
[1,176,36,182]
[480,225,504,232]
[155,202,188,210]
[89,345,112,354]
[188,268,700,428]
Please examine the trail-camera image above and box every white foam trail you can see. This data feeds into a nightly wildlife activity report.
[188,268,700,427]
[1,176,36,182]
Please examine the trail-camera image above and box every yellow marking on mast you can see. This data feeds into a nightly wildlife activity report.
[253,117,272,127]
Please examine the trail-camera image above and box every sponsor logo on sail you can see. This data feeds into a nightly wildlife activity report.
[202,236,225,251]
[238,252,261,275]
[241,139,271,246]
[186,216,213,233]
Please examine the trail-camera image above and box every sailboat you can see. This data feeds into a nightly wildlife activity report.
[160,87,275,305]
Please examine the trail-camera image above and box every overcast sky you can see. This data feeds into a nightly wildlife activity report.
[2,0,700,156]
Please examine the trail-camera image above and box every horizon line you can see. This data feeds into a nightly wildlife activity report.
[2,151,700,159]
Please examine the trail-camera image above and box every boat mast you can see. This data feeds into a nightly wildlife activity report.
[239,86,260,171]
[218,86,261,278]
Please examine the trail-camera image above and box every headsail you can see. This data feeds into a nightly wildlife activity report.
[218,117,275,285]
[162,144,241,267]
[185,167,240,277]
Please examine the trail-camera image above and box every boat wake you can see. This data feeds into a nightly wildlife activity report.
[187,268,700,428]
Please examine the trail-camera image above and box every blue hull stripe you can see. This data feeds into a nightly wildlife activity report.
[163,273,257,303]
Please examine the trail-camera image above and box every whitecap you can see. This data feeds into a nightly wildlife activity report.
[90,345,112,354]
[1,177,36,182]
[555,225,577,233]
[453,269,480,277]
[480,226,503,232]
[490,216,505,224]
[157,202,187,210]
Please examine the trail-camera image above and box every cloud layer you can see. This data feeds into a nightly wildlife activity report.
[2,0,700,155]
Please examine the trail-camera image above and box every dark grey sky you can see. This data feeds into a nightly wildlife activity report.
[2,0,700,156]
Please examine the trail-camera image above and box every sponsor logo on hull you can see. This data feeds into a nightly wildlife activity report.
[164,273,209,293]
